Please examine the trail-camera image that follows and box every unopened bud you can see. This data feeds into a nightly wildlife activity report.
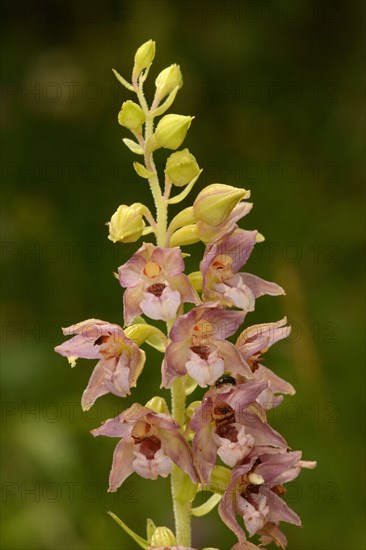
[165,148,200,187]
[150,526,177,546]
[118,101,145,131]
[155,64,183,101]
[133,39,156,78]
[145,396,169,414]
[107,203,145,243]
[154,115,193,150]
[193,184,250,227]
[170,225,200,247]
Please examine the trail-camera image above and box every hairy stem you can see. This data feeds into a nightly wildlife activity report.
[171,378,191,546]
[137,79,191,545]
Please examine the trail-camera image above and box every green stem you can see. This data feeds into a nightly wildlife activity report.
[137,80,191,545]
[170,378,191,546]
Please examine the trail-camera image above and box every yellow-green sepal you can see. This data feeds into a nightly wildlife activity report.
[107,511,149,549]
[191,493,222,517]
[133,162,155,179]
[112,68,134,91]
[125,321,168,352]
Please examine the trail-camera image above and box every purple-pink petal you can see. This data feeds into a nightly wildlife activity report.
[238,273,285,298]
[81,360,109,411]
[158,428,198,482]
[123,285,144,325]
[108,438,135,492]
[152,246,185,276]
[260,487,301,526]
[192,424,217,483]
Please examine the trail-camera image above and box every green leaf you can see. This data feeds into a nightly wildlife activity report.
[107,511,149,549]
[123,138,144,155]
[133,162,155,179]
[192,493,222,516]
[112,68,134,91]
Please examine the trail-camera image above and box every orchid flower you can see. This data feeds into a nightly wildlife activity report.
[200,232,284,311]
[162,306,251,388]
[235,318,295,409]
[218,451,316,546]
[92,403,197,491]
[118,243,199,324]
[55,319,145,410]
[190,379,287,482]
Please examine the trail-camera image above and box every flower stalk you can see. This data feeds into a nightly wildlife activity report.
[55,39,316,550]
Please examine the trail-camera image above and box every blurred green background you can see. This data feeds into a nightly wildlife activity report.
[1,0,365,549]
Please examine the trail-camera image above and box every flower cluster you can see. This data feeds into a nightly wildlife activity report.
[55,40,315,550]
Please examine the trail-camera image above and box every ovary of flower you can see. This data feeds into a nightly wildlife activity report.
[213,426,254,467]
[132,447,172,479]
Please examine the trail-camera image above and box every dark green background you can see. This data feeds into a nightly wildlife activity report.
[1,1,365,549]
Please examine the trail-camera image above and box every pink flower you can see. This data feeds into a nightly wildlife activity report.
[218,451,316,546]
[200,232,284,311]
[118,243,199,324]
[55,319,145,410]
[161,305,251,388]
[91,403,198,491]
[235,318,295,409]
[190,380,287,483]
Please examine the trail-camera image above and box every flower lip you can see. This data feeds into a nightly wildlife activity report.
[190,344,210,360]
[138,436,162,459]
[147,283,167,297]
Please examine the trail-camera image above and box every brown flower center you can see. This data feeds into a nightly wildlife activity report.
[190,344,210,361]
[94,334,110,346]
[215,423,238,442]
[147,283,166,297]
[138,436,161,460]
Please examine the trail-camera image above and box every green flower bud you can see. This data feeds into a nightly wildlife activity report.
[170,224,200,247]
[133,39,156,78]
[154,114,194,150]
[193,183,250,227]
[150,526,176,546]
[145,396,169,414]
[118,100,145,131]
[165,148,200,187]
[155,64,183,101]
[107,203,145,243]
